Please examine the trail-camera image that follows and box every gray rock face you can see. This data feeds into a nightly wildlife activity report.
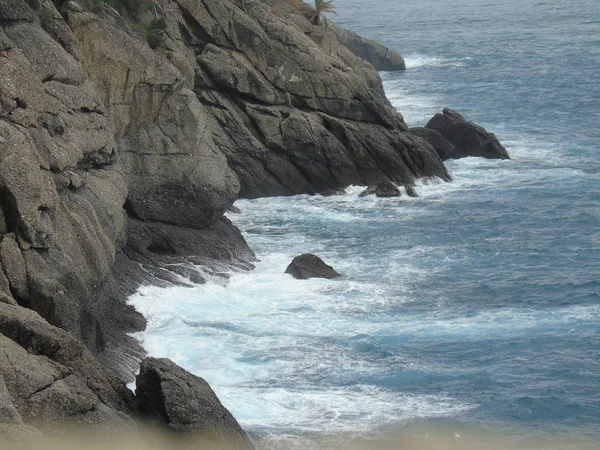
[136,358,254,449]
[331,25,406,71]
[359,181,401,198]
[425,108,510,159]
[286,254,341,279]
[0,303,133,429]
[409,127,458,161]
[0,0,455,440]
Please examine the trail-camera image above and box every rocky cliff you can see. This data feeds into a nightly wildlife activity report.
[1,0,452,441]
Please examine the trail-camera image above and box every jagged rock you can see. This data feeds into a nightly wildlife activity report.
[0,303,134,429]
[409,127,458,161]
[331,26,406,71]
[136,358,254,449]
[359,181,401,198]
[286,254,341,279]
[425,108,510,159]
[0,0,454,438]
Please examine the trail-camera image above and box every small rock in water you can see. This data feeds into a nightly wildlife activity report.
[285,254,341,280]
[228,205,241,214]
[358,181,401,198]
[404,184,419,197]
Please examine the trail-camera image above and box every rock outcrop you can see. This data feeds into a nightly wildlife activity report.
[286,254,341,279]
[0,0,456,442]
[331,25,406,71]
[409,127,458,161]
[423,108,510,160]
[136,358,254,449]
[358,181,401,198]
[0,303,133,429]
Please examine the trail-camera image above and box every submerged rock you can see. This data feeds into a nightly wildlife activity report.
[136,358,254,449]
[358,181,401,198]
[424,108,510,159]
[285,254,341,280]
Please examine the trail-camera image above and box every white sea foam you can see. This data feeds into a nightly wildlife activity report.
[403,54,472,70]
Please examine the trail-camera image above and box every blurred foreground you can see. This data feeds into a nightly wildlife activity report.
[1,424,598,450]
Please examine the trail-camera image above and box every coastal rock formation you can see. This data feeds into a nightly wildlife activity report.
[0,303,133,429]
[136,358,254,449]
[0,0,451,441]
[359,181,401,198]
[286,254,341,279]
[409,127,458,161]
[331,25,406,71]
[424,108,510,159]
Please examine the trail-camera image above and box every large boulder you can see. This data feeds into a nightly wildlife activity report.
[409,127,458,161]
[424,108,509,159]
[136,358,254,449]
[285,254,341,280]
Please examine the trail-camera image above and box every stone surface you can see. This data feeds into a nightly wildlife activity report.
[0,303,133,429]
[404,184,419,197]
[425,108,510,159]
[0,0,457,439]
[331,25,406,71]
[409,126,459,161]
[136,358,254,449]
[359,181,401,198]
[285,254,341,280]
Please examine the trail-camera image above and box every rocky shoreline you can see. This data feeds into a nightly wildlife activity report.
[0,0,507,446]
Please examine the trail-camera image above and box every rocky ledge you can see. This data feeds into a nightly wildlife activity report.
[0,0,507,444]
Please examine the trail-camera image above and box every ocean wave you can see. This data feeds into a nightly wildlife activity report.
[402,54,472,70]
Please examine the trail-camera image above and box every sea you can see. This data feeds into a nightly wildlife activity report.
[128,0,600,448]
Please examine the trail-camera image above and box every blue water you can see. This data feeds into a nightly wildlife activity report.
[129,0,600,448]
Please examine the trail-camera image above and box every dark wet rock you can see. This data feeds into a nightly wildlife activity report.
[285,254,341,280]
[136,358,254,449]
[404,184,419,197]
[359,181,401,198]
[409,127,458,161]
[425,108,510,159]
[358,186,377,197]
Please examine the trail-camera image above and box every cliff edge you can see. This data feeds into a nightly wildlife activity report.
[0,0,449,441]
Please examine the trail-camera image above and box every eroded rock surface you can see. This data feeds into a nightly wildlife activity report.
[331,25,406,71]
[136,358,254,449]
[0,0,454,441]
[424,108,510,159]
